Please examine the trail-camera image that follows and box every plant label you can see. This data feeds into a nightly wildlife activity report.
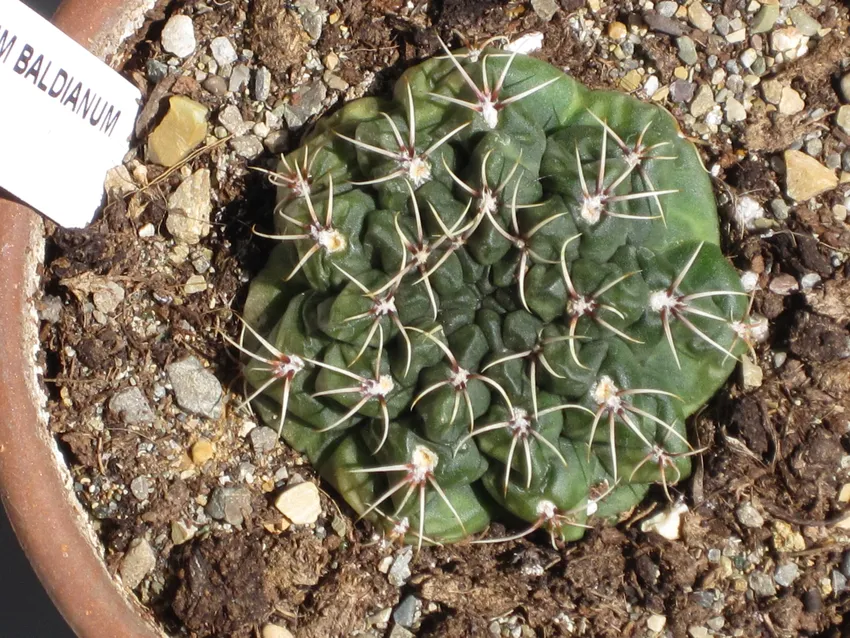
[0,1,141,228]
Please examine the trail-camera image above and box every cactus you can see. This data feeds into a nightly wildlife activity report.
[235,39,755,548]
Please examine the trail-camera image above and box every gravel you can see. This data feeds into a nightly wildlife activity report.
[735,502,764,528]
[161,14,196,58]
[210,36,238,66]
[109,386,155,424]
[119,538,157,589]
[748,571,777,598]
[166,356,224,419]
[774,563,800,587]
[250,426,279,454]
[282,81,328,128]
[388,546,414,586]
[167,169,212,245]
[392,595,420,628]
[274,481,322,524]
[206,486,253,526]
[229,63,251,93]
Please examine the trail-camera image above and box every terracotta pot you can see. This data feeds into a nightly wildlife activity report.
[0,1,165,636]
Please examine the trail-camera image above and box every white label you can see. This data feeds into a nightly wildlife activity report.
[0,1,141,228]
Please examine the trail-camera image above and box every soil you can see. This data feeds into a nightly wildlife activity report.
[36,0,850,636]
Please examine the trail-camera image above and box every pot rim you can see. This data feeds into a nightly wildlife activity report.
[0,1,165,636]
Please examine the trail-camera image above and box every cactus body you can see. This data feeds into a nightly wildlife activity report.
[240,43,750,546]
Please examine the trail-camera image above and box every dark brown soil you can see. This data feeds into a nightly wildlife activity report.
[38,0,850,637]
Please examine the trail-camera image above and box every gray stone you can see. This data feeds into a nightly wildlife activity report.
[203,75,228,96]
[788,8,820,36]
[39,295,63,323]
[218,104,249,135]
[389,626,415,638]
[825,152,841,170]
[750,56,766,76]
[161,15,196,58]
[832,570,847,594]
[119,538,156,589]
[736,502,764,528]
[837,105,850,135]
[842,150,850,172]
[839,73,850,104]
[109,386,155,424]
[676,36,698,66]
[531,0,559,21]
[770,198,790,220]
[748,571,777,598]
[130,476,153,501]
[250,426,279,454]
[388,546,414,586]
[206,486,253,526]
[254,66,272,101]
[231,135,264,159]
[92,281,125,314]
[302,11,325,41]
[670,80,696,103]
[803,588,822,613]
[643,11,686,37]
[774,563,800,587]
[691,590,715,608]
[282,82,328,128]
[690,85,715,117]
[166,356,223,419]
[725,97,746,123]
[714,14,730,36]
[751,4,780,34]
[210,36,238,66]
[657,1,677,17]
[166,169,212,245]
[229,63,251,93]
[393,595,420,628]
[146,59,169,83]
[687,2,713,32]
[840,550,850,578]
[805,138,823,157]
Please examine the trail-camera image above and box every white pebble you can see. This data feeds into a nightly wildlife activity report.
[161,15,196,58]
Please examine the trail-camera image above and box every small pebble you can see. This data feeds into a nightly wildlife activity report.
[647,614,667,633]
[725,97,747,123]
[688,626,709,638]
[166,356,224,419]
[736,502,764,528]
[778,87,805,116]
[231,135,264,159]
[803,588,822,613]
[254,66,272,101]
[761,80,783,105]
[687,2,713,32]
[751,4,780,34]
[839,73,850,104]
[167,169,212,245]
[643,11,686,36]
[161,14,196,58]
[207,486,253,526]
[832,570,847,594]
[788,8,820,37]
[203,75,228,96]
[393,595,420,628]
[657,1,677,17]
[261,625,295,638]
[130,476,153,501]
[714,14,730,36]
[670,80,696,103]
[119,538,157,590]
[219,104,249,135]
[210,36,238,66]
[769,274,799,295]
[229,63,251,93]
[109,386,155,424]
[749,571,777,598]
[388,546,414,586]
[608,21,627,40]
[836,105,850,135]
[840,550,850,578]
[147,96,209,167]
[784,150,838,201]
[531,0,560,21]
[770,198,789,220]
[676,36,698,66]
[171,520,197,545]
[191,438,214,465]
[274,482,322,524]
[772,27,803,53]
[775,563,800,587]
[146,59,169,83]
[250,426,278,454]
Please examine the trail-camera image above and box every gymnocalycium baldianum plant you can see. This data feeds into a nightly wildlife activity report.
[233,36,758,549]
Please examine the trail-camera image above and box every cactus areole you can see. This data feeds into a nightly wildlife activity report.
[238,40,751,547]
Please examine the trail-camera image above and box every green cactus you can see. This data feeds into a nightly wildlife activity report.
[234,39,758,548]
